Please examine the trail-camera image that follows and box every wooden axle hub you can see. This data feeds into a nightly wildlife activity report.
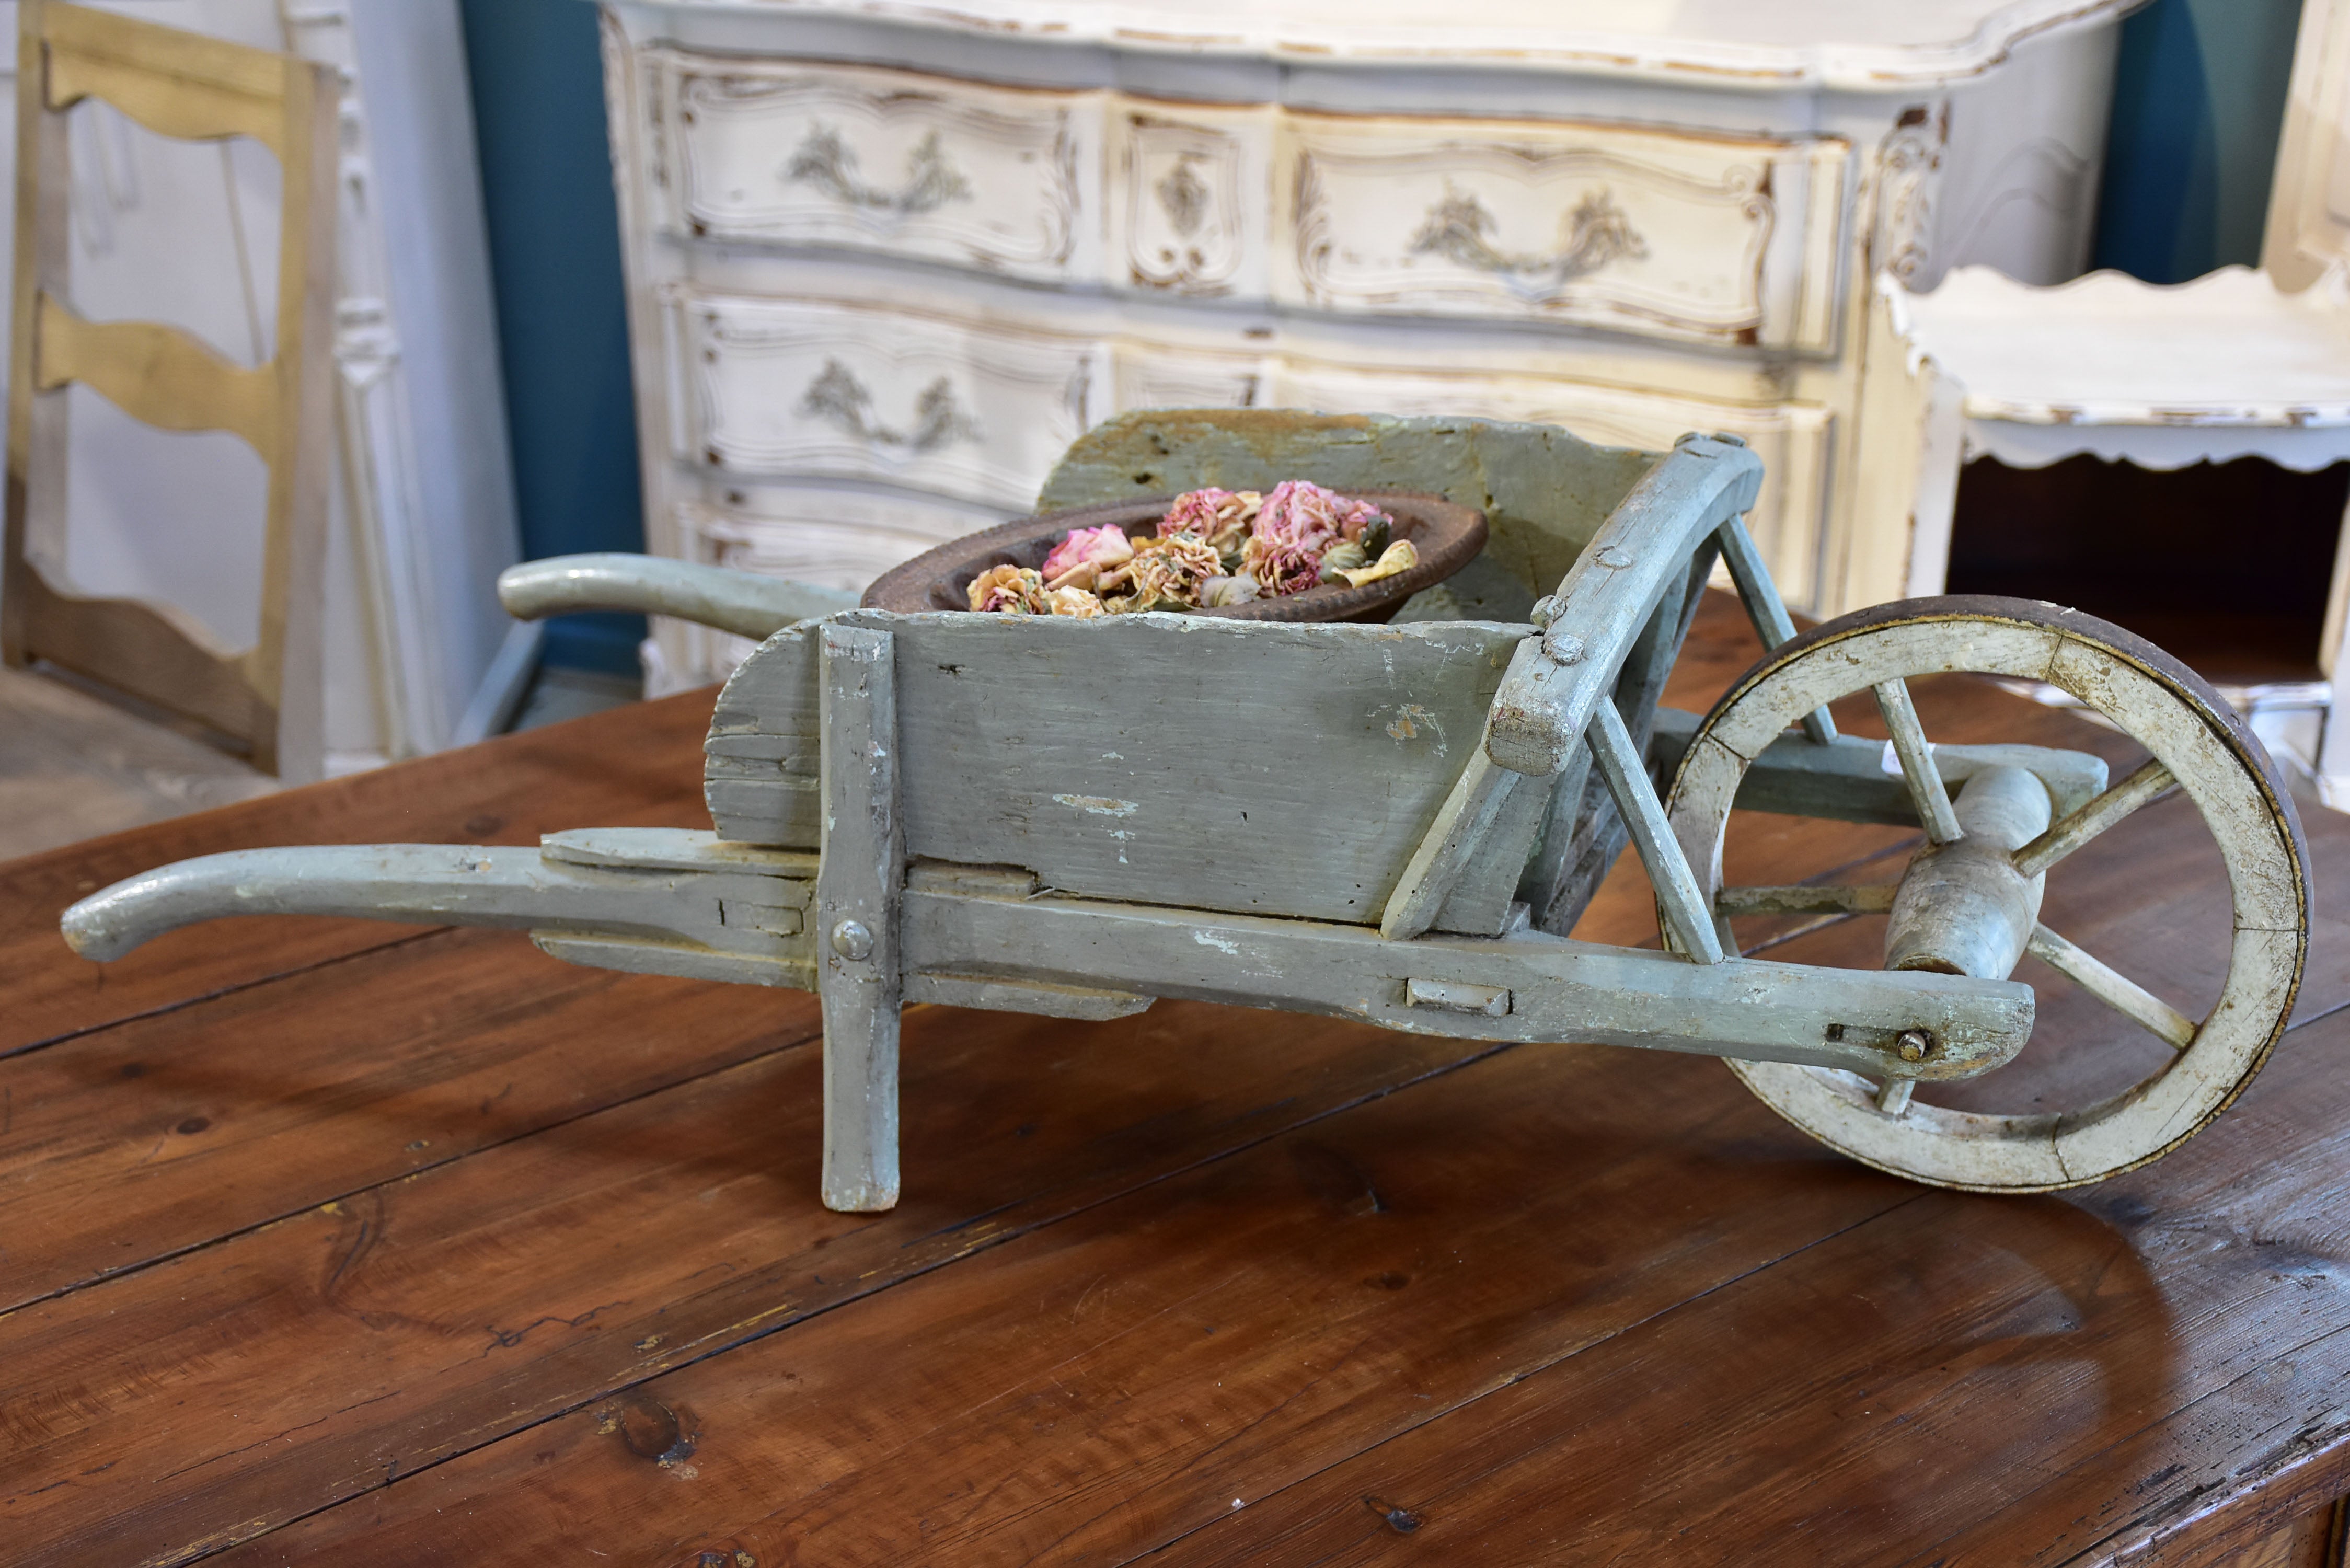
[1884,765,2053,982]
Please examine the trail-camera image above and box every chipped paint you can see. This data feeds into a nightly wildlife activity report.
[1054,793,1140,817]
[1192,930,1241,954]
[1383,703,1448,757]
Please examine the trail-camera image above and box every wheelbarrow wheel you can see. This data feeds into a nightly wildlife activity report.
[1661,596,2311,1192]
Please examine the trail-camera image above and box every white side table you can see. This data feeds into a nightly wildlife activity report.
[1854,263,2350,798]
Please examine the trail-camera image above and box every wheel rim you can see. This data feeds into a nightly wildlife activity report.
[1663,597,2310,1192]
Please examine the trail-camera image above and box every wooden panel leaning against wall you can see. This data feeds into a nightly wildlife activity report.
[0,0,523,775]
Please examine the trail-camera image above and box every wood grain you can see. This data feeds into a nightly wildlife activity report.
[0,925,817,1311]
[0,1000,1515,1566]
[11,587,2343,1566]
[0,687,718,1056]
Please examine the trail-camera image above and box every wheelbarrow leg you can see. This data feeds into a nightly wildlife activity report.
[817,622,905,1212]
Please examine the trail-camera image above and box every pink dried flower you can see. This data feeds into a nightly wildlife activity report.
[1254,479,1388,550]
[1252,539,1325,597]
[967,563,1050,614]
[1105,533,1222,611]
[1040,523,1134,586]
[1158,488,1261,554]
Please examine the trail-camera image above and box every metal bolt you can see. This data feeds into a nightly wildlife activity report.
[1529,595,1564,629]
[1896,1029,1931,1063]
[1543,630,1585,666]
[831,918,874,961]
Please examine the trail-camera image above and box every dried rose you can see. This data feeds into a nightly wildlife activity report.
[1046,586,1104,618]
[1158,487,1261,555]
[967,563,1050,614]
[1331,538,1420,588]
[1248,539,1325,597]
[1197,574,1260,608]
[1254,479,1391,552]
[1040,523,1134,589]
[1108,533,1222,610]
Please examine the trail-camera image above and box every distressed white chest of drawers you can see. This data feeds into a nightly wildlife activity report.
[598,0,2136,683]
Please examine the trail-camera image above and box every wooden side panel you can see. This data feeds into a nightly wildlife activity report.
[708,610,1529,926]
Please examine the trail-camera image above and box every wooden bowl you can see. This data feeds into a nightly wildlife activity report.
[859,491,1486,623]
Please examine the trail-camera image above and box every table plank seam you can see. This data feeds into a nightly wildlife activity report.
[1113,1186,1938,1567]
[1,928,447,1064]
[4,1014,830,1318]
[161,1035,1535,1566]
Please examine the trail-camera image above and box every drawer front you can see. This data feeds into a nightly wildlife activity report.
[1110,342,1274,412]
[666,289,1105,509]
[1276,113,1848,351]
[676,494,1002,673]
[649,51,1098,281]
[1269,358,1830,606]
[1105,105,1274,299]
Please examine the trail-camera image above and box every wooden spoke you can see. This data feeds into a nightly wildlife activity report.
[1714,515,1836,745]
[2011,758,2177,880]
[1716,884,1897,917]
[1587,699,1724,964]
[2025,923,2198,1052]
[1877,1078,1916,1116]
[1871,678,1962,844]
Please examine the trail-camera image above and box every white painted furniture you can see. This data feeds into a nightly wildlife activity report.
[1854,0,2350,801]
[596,0,2139,687]
[0,0,524,774]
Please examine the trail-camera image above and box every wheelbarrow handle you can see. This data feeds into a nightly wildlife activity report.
[496,553,857,641]
[59,833,819,968]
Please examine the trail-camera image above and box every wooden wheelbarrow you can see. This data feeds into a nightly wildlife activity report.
[61,412,2311,1207]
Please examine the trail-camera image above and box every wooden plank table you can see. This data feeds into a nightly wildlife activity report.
[6,594,2349,1567]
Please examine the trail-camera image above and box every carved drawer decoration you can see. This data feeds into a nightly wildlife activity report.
[665,288,1104,509]
[1105,106,1273,298]
[1275,113,1848,351]
[1269,356,1831,604]
[648,51,1099,281]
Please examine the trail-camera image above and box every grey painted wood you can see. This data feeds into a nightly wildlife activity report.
[57,831,816,979]
[1484,435,1763,777]
[2012,756,2176,879]
[1650,707,2111,825]
[1376,750,1521,941]
[497,552,857,641]
[1872,677,1964,844]
[904,971,1155,1020]
[1036,409,1661,602]
[1714,513,1836,744]
[704,619,825,848]
[1587,697,1724,964]
[900,887,2033,1079]
[715,609,1534,930]
[815,622,905,1213]
[1883,765,2051,980]
[2026,921,2198,1050]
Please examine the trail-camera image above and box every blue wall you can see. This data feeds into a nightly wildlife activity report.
[2093,0,2304,281]
[458,0,645,675]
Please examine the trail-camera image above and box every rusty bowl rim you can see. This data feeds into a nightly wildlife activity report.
[860,490,1488,624]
